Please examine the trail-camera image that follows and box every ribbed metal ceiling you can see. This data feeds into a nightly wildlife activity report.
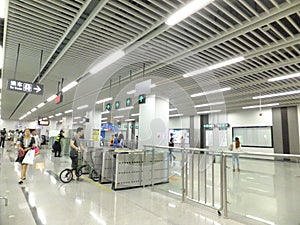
[1,0,300,121]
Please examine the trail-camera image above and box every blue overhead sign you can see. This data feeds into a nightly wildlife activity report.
[7,79,44,95]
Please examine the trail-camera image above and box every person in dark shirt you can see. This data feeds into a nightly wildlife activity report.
[52,130,64,157]
[0,128,7,148]
[70,127,86,176]
[169,133,176,161]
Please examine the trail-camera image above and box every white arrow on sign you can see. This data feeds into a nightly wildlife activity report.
[33,85,42,93]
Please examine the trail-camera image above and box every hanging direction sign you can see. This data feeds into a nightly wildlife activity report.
[7,79,44,95]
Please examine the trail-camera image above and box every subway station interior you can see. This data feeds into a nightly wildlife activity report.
[0,0,300,224]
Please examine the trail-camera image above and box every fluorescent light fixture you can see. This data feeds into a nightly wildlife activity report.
[113,115,124,119]
[125,119,135,122]
[47,94,57,102]
[131,113,140,116]
[77,105,88,110]
[37,102,45,108]
[64,110,73,114]
[169,114,183,117]
[96,97,113,104]
[268,72,300,82]
[197,110,221,114]
[242,103,279,109]
[101,122,107,124]
[208,57,245,70]
[62,81,78,93]
[246,215,274,225]
[183,68,209,78]
[26,111,32,115]
[183,57,245,78]
[169,108,177,112]
[194,102,224,108]
[31,108,37,112]
[89,50,125,74]
[73,122,78,124]
[74,116,81,120]
[100,117,108,121]
[55,113,62,117]
[79,121,84,124]
[253,90,300,99]
[49,115,54,118]
[118,106,134,111]
[101,111,110,115]
[42,117,47,120]
[191,87,231,98]
[150,83,156,88]
[127,90,136,95]
[165,0,214,26]
[19,116,25,120]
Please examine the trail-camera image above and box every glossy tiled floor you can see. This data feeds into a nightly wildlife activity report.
[0,146,244,225]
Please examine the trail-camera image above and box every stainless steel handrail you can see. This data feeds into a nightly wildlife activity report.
[143,145,300,219]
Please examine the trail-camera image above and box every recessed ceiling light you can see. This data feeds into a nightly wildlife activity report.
[96,97,113,104]
[191,87,231,98]
[47,94,57,102]
[62,81,78,93]
[131,113,140,116]
[253,90,300,99]
[89,50,125,74]
[113,115,124,119]
[165,0,214,26]
[268,72,300,82]
[194,102,224,108]
[169,114,183,117]
[197,110,221,114]
[242,103,279,109]
[77,105,88,110]
[37,102,45,108]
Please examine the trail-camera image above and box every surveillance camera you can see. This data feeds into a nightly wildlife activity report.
[259,113,262,116]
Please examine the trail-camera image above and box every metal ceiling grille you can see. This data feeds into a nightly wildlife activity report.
[2,0,300,120]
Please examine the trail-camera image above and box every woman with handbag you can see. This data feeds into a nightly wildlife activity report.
[15,128,35,184]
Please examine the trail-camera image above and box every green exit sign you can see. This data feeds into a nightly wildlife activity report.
[138,94,146,104]
[115,101,120,109]
[105,103,111,111]
[126,98,132,106]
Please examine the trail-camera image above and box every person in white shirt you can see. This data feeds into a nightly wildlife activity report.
[229,137,241,172]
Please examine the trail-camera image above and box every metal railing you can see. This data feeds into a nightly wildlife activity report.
[144,145,225,215]
[143,145,300,223]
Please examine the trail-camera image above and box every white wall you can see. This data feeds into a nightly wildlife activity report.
[227,108,274,155]
[0,119,37,130]
[169,116,190,128]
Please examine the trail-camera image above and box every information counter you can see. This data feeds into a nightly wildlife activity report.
[99,149,169,190]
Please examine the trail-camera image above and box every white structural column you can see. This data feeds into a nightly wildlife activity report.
[138,95,169,149]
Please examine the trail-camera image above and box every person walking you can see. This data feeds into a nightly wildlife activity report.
[16,128,35,184]
[0,128,7,148]
[52,130,64,157]
[70,127,85,177]
[229,137,241,172]
[169,133,176,161]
